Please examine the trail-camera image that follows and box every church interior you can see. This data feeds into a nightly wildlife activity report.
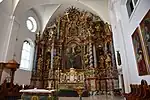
[0,0,150,100]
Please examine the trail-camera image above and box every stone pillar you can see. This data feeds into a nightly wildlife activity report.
[3,16,15,61]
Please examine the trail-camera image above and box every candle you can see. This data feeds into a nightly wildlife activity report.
[48,81,51,89]
[22,84,24,89]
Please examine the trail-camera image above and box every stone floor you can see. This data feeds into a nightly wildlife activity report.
[59,95,125,100]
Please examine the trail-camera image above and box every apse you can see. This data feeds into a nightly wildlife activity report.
[30,6,118,94]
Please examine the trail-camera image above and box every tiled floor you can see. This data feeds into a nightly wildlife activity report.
[59,95,124,100]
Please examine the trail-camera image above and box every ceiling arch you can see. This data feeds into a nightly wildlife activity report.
[14,0,109,32]
[40,2,102,32]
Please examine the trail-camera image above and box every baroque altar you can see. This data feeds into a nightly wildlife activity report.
[30,6,118,93]
[57,68,85,89]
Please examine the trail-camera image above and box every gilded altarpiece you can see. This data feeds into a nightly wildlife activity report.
[31,7,118,93]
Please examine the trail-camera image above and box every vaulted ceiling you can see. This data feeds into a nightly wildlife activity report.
[1,0,110,32]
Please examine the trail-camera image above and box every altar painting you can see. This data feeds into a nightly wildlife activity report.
[132,28,148,76]
[140,10,150,68]
[65,43,82,69]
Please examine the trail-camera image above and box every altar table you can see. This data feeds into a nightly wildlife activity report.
[19,88,57,100]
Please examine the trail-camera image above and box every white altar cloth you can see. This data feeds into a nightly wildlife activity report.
[19,88,55,93]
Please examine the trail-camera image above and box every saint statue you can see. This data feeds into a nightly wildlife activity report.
[105,54,112,69]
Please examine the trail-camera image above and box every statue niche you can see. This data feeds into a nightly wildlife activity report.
[65,43,82,69]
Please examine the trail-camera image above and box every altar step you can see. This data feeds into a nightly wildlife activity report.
[58,89,89,97]
[59,95,124,100]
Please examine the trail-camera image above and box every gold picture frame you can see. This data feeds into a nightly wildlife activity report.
[132,27,148,76]
[139,10,150,70]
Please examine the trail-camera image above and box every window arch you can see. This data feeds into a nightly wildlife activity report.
[20,40,34,71]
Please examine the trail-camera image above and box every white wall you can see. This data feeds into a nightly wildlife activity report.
[14,69,31,85]
[79,0,110,23]
[0,7,40,85]
[109,0,150,93]
[34,4,60,32]
[109,1,131,93]
[0,0,16,83]
[0,11,12,61]
[0,0,14,61]
[12,9,39,85]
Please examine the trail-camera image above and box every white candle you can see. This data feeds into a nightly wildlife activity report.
[48,81,51,88]
[22,84,24,89]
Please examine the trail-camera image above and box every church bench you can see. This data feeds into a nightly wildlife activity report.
[0,80,32,100]
[123,84,135,100]
[124,80,150,100]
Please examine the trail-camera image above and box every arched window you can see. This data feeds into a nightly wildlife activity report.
[20,40,34,71]
[0,0,4,3]
[26,17,37,32]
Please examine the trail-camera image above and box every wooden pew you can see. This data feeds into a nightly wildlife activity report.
[124,80,150,100]
[0,79,31,100]
[124,84,135,100]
